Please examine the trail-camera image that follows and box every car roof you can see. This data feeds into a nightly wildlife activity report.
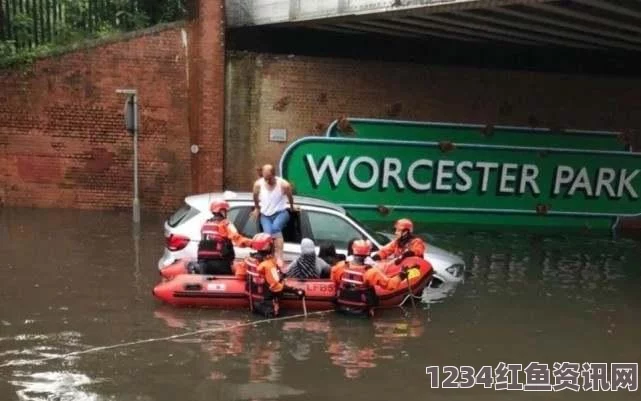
[184,191,346,214]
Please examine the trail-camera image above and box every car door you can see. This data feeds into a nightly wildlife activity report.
[228,206,254,260]
[280,210,304,263]
[302,209,370,258]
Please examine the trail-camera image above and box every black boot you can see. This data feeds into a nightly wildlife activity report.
[253,300,277,318]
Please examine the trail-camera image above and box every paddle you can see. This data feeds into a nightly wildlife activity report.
[301,293,308,318]
[293,287,307,318]
[248,275,254,313]
[405,269,416,310]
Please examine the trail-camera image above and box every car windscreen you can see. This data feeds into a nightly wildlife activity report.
[167,202,199,228]
[345,211,391,245]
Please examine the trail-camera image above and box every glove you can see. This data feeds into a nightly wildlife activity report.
[284,285,305,299]
[371,253,381,261]
[402,250,415,258]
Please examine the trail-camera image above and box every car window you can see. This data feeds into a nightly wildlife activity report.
[238,208,259,237]
[345,210,389,245]
[227,207,242,226]
[167,202,199,228]
[305,211,364,250]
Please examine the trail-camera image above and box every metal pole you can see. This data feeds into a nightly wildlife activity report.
[116,88,140,224]
[132,93,140,224]
[133,222,142,298]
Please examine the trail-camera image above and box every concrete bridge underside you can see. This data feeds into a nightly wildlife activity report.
[228,0,641,53]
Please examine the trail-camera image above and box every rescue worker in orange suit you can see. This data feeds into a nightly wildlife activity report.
[191,200,252,275]
[371,219,426,266]
[331,240,408,316]
[241,233,304,318]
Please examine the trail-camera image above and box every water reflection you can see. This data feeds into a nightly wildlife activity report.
[2,329,100,401]
[1,208,640,401]
[153,307,427,382]
[325,317,424,379]
[10,371,100,401]
[0,331,85,368]
[430,230,637,296]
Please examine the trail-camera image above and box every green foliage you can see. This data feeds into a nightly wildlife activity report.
[11,12,35,46]
[0,42,54,69]
[139,0,189,23]
[1,0,188,68]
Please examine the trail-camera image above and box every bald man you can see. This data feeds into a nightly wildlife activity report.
[252,164,297,267]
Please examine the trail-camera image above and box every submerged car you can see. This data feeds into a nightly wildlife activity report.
[158,191,465,286]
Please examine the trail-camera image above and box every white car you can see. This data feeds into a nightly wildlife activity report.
[158,191,465,286]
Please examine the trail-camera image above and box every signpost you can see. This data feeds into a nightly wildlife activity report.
[116,89,140,224]
[279,134,641,233]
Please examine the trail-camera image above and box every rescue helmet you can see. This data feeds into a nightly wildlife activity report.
[394,218,413,233]
[251,233,273,252]
[351,239,372,257]
[210,200,230,214]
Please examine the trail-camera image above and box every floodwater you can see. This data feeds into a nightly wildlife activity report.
[1,207,640,401]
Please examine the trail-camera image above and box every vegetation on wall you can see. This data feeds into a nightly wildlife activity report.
[1,0,190,67]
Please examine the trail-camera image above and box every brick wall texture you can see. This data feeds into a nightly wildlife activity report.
[0,0,226,213]
[224,52,641,191]
[3,18,641,212]
[187,0,226,194]
[0,25,191,212]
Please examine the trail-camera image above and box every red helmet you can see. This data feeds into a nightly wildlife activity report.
[351,240,372,257]
[251,233,273,252]
[210,200,230,214]
[395,218,413,233]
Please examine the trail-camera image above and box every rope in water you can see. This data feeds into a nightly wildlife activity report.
[0,310,334,369]
[400,292,424,306]
[0,276,431,368]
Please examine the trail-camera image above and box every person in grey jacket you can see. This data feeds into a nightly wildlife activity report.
[286,238,330,279]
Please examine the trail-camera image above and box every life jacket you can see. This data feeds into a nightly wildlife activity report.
[336,261,378,312]
[396,234,423,258]
[197,219,233,260]
[339,263,367,290]
[246,253,281,317]
[245,253,273,297]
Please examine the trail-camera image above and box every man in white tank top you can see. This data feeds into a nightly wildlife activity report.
[252,164,297,267]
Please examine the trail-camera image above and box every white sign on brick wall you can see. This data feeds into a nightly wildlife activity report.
[269,128,287,142]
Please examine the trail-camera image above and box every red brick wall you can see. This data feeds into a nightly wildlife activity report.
[0,0,227,213]
[187,0,226,194]
[0,24,191,212]
[224,52,641,191]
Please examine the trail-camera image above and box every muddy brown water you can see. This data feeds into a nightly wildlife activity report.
[0,208,640,401]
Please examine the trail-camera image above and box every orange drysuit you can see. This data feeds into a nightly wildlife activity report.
[376,236,426,261]
[238,254,284,293]
[331,260,403,291]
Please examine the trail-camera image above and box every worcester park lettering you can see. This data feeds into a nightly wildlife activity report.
[304,155,640,199]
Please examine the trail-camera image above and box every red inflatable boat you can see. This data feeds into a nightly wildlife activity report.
[153,257,433,311]
[158,259,239,281]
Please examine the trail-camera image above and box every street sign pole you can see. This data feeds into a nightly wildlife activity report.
[116,88,140,224]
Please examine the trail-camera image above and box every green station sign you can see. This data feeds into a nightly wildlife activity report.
[280,128,641,232]
[327,118,627,151]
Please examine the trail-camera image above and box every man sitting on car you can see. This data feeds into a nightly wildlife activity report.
[192,199,252,275]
